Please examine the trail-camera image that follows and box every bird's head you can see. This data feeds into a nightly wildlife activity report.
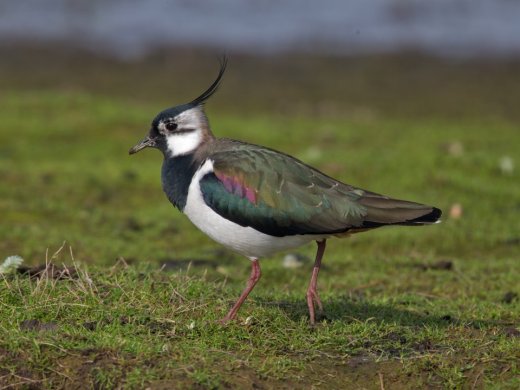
[129,57,227,158]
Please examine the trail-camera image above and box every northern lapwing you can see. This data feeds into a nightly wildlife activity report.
[129,58,441,325]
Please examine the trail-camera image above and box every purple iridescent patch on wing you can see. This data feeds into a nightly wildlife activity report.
[244,187,256,204]
[219,175,234,193]
[215,171,257,204]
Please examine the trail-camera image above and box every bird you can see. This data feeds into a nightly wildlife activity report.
[129,57,441,325]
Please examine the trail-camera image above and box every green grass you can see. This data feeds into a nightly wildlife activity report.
[0,53,519,388]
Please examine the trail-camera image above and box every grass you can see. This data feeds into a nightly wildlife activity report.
[0,50,519,388]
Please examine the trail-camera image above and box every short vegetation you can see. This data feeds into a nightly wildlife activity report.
[0,52,518,389]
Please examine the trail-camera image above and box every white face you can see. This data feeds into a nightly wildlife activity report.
[165,129,202,157]
[158,107,206,157]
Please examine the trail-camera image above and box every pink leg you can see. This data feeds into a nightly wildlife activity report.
[306,240,327,325]
[220,259,261,323]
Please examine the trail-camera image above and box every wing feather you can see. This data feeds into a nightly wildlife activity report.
[199,141,440,237]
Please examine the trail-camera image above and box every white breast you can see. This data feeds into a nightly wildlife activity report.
[183,160,320,259]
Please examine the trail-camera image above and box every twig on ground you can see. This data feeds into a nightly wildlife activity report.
[471,369,484,390]
[378,372,385,390]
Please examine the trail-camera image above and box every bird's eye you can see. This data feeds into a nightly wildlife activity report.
[165,122,178,131]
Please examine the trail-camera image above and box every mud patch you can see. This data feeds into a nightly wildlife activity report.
[149,354,426,390]
[123,217,144,232]
[20,319,58,332]
[82,321,98,331]
[302,355,425,389]
[0,347,426,390]
[502,326,520,338]
[416,260,454,271]
[502,237,520,246]
[17,263,77,280]
[501,291,518,304]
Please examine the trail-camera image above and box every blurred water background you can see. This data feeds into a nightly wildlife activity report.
[1,0,520,59]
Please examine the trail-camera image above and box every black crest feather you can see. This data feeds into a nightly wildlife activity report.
[189,56,228,106]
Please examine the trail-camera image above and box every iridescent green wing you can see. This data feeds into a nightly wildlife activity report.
[199,142,369,237]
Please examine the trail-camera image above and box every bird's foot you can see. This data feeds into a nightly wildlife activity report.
[217,313,235,325]
[306,288,324,325]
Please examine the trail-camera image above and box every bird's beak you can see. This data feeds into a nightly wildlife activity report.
[129,136,156,155]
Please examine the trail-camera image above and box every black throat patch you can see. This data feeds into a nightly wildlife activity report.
[161,154,200,211]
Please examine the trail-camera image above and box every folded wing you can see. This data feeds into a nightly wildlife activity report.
[199,141,441,237]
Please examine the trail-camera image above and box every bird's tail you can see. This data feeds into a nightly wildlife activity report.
[358,195,442,228]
